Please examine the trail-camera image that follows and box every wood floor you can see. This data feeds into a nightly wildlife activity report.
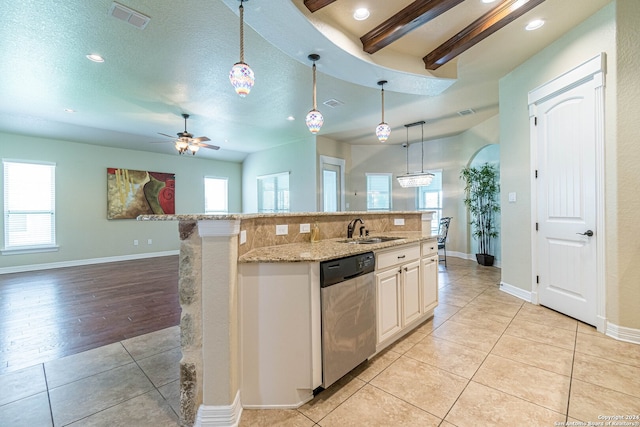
[0,256,180,375]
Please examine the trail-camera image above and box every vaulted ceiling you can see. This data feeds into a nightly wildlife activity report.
[0,0,611,162]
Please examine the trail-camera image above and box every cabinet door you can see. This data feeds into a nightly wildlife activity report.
[376,268,402,343]
[402,260,422,325]
[422,256,439,313]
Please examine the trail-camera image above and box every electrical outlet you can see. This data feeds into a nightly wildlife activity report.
[394,218,405,226]
[240,230,247,244]
[300,223,311,233]
[133,240,139,246]
[509,192,517,203]
[147,239,152,245]
[276,224,288,235]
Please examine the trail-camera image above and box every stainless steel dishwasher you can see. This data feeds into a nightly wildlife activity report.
[320,251,376,389]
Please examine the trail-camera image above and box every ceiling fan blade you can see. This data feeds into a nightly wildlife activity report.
[193,136,210,142]
[196,142,220,150]
[158,132,176,139]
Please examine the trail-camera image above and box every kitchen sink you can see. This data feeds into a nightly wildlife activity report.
[339,236,403,244]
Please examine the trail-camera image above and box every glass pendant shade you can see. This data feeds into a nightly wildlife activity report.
[376,80,391,142]
[188,144,200,155]
[229,62,254,97]
[376,122,391,142]
[306,54,323,134]
[175,138,189,154]
[230,0,253,97]
[306,109,324,134]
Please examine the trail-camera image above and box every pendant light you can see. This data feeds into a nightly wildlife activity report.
[397,121,434,187]
[229,0,254,97]
[375,80,391,142]
[305,54,324,134]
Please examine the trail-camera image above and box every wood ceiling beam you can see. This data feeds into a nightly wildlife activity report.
[303,0,338,13]
[360,0,465,55]
[423,0,546,70]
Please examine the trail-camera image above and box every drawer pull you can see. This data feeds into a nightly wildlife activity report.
[397,255,406,259]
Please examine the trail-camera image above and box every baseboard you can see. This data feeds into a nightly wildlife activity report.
[499,281,532,303]
[0,250,179,275]
[195,391,243,427]
[605,322,640,345]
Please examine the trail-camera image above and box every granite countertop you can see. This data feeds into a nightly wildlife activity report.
[138,211,432,221]
[238,232,437,263]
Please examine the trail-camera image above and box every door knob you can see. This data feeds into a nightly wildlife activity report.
[577,230,594,237]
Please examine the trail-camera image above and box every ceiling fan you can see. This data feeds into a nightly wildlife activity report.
[155,113,220,155]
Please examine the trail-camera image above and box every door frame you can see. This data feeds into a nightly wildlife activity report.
[528,53,607,332]
[319,155,346,212]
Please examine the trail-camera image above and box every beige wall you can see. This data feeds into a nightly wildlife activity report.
[500,1,640,330]
[345,114,499,258]
[612,0,640,328]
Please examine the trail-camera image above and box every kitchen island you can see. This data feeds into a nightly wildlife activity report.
[138,211,435,426]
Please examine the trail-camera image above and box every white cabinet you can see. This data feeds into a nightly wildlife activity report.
[375,240,439,350]
[376,267,402,343]
[402,260,422,325]
[375,243,422,346]
[421,240,439,314]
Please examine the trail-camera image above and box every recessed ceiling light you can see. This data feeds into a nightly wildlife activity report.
[353,8,370,21]
[286,115,295,121]
[481,0,497,3]
[64,108,76,113]
[525,19,545,31]
[86,54,105,63]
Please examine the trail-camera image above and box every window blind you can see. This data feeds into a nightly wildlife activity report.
[3,160,56,250]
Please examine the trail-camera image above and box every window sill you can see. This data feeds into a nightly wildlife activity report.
[2,245,60,255]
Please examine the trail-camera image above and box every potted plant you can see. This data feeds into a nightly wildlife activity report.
[460,163,500,266]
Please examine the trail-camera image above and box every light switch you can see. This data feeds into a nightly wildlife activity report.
[508,192,517,203]
[240,230,247,244]
[276,224,288,235]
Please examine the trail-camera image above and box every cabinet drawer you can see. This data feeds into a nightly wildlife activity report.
[422,240,437,256]
[376,244,420,270]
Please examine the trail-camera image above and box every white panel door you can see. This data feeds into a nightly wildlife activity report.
[534,77,598,326]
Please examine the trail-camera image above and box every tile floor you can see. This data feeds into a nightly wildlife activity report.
[2,257,639,426]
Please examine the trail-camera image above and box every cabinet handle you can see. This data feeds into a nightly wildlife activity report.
[404,267,408,272]
[397,255,406,259]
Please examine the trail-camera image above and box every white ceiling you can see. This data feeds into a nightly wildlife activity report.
[0,0,611,162]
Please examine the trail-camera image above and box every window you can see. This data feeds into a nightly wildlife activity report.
[3,160,57,253]
[366,173,392,211]
[257,172,289,213]
[204,177,228,214]
[416,170,443,234]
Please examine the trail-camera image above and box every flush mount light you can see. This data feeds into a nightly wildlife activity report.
[86,54,104,63]
[286,115,295,121]
[353,8,370,20]
[229,0,255,97]
[481,0,497,3]
[64,108,76,113]
[525,19,545,30]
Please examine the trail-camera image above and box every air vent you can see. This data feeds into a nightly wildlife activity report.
[109,2,151,30]
[457,108,476,116]
[323,98,344,108]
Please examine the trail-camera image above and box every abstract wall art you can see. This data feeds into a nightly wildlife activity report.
[107,168,175,219]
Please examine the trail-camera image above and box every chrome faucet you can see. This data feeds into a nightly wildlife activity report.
[347,218,365,239]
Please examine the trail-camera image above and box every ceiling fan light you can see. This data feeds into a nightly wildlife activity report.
[188,144,200,154]
[306,109,324,134]
[229,61,255,97]
[376,122,391,142]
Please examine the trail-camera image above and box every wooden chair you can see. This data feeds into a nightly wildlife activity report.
[438,217,452,267]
